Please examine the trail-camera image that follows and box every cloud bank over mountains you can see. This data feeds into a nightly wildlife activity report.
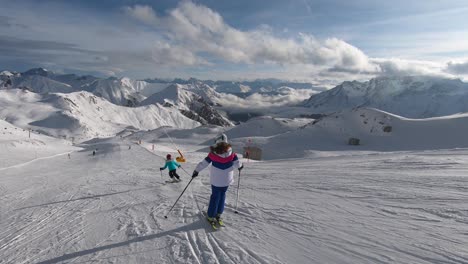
[215,88,317,111]
[0,1,467,87]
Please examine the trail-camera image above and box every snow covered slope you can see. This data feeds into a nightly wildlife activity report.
[0,89,200,141]
[7,68,77,94]
[3,68,230,126]
[83,78,145,107]
[82,77,170,107]
[250,107,468,160]
[225,116,311,139]
[303,76,468,118]
[12,75,75,93]
[0,71,14,77]
[1,136,468,263]
[2,68,322,125]
[3,68,171,107]
[0,119,78,168]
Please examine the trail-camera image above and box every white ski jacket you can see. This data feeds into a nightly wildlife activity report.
[195,148,242,187]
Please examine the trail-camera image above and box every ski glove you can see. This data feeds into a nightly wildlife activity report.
[178,165,181,168]
[192,171,199,178]
[238,165,244,171]
[160,167,164,171]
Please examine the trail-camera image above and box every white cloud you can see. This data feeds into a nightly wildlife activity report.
[151,41,209,66]
[446,60,468,75]
[372,58,448,77]
[124,2,378,72]
[2,1,465,86]
[122,5,159,25]
[120,2,467,84]
[214,88,317,111]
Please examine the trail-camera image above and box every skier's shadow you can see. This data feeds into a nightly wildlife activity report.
[37,219,206,264]
[14,188,153,210]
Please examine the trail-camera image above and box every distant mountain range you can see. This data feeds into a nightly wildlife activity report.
[144,77,318,93]
[302,76,468,118]
[3,68,468,142]
[0,68,317,127]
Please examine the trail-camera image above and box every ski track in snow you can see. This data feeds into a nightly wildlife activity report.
[1,140,468,263]
[0,151,73,172]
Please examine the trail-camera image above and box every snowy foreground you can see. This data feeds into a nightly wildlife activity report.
[1,138,468,263]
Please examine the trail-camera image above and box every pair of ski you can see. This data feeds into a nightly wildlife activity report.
[164,178,182,184]
[202,212,224,230]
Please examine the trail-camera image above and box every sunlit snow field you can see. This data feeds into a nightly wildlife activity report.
[1,134,468,263]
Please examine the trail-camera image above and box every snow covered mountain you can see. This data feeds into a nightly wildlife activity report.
[0,89,200,141]
[12,75,75,93]
[82,77,145,107]
[4,69,169,106]
[141,83,233,127]
[0,70,14,77]
[303,76,468,118]
[0,73,12,88]
[1,68,236,126]
[224,116,310,139]
[252,107,468,159]
[4,68,315,104]
[5,68,91,93]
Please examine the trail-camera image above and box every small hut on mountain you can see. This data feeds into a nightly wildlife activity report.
[243,146,262,160]
[383,126,392,133]
[348,138,360,146]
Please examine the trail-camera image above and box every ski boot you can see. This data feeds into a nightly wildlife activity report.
[206,216,218,230]
[216,214,225,227]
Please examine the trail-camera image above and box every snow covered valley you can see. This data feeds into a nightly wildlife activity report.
[1,135,468,263]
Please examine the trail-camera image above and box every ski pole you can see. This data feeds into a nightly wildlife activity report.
[160,170,163,182]
[164,177,195,219]
[234,170,242,214]
[179,166,191,176]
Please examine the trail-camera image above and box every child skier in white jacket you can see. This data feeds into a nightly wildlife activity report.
[192,134,243,226]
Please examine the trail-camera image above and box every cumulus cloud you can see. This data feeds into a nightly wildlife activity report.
[371,58,448,77]
[446,60,468,75]
[124,2,377,72]
[1,1,463,85]
[151,41,209,66]
[123,1,466,83]
[214,88,317,111]
[122,5,159,25]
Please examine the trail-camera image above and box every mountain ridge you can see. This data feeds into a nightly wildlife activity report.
[303,75,468,118]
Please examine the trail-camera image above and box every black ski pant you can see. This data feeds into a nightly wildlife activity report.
[169,169,180,180]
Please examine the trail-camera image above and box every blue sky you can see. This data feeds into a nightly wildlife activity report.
[1,0,468,86]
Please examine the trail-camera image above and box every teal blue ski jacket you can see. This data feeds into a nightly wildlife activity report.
[161,160,181,171]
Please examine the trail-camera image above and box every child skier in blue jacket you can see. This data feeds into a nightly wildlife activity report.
[160,154,182,182]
